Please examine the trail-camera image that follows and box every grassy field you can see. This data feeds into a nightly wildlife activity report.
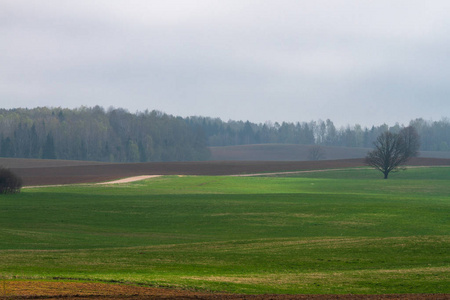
[0,167,449,294]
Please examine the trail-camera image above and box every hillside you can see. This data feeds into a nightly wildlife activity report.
[209,144,368,161]
[3,157,449,186]
[209,144,450,161]
[2,166,450,298]
[0,157,106,168]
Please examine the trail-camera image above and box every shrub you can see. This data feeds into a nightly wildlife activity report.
[0,167,23,194]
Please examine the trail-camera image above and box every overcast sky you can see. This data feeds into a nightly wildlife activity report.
[1,1,449,127]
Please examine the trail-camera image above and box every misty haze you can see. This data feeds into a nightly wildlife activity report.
[1,1,449,299]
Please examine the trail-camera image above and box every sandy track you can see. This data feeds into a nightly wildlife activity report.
[97,175,162,184]
[24,175,162,189]
[231,168,360,177]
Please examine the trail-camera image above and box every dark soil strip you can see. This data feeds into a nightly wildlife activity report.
[12,157,450,186]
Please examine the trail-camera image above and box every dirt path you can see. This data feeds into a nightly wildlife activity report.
[97,175,162,184]
[230,168,359,177]
[23,175,162,189]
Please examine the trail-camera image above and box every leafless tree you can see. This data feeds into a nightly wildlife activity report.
[308,145,325,161]
[365,126,420,179]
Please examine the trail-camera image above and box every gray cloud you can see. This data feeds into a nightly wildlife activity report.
[1,0,450,127]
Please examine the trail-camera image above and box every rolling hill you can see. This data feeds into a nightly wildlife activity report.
[1,156,449,186]
[209,144,450,161]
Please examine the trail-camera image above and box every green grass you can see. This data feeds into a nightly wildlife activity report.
[0,167,449,294]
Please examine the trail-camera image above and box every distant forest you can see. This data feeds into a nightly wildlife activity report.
[0,106,449,162]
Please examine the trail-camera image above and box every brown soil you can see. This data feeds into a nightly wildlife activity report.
[10,157,450,187]
[209,144,450,161]
[209,144,371,161]
[0,157,105,168]
[1,281,448,299]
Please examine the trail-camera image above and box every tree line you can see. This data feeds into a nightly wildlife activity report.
[188,116,450,151]
[0,106,448,162]
[0,107,209,162]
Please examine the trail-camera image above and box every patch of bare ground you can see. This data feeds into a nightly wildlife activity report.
[209,144,450,161]
[0,157,107,169]
[0,281,448,299]
[97,175,162,184]
[209,144,371,161]
[13,157,450,187]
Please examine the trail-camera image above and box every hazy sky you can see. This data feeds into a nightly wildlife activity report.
[1,1,449,127]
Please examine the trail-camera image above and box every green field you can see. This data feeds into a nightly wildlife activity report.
[0,167,449,294]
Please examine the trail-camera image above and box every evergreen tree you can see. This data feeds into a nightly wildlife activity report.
[42,133,56,159]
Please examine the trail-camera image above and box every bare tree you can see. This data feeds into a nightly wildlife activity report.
[365,126,420,179]
[308,145,325,161]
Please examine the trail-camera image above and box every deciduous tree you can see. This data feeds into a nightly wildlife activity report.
[365,127,420,179]
[307,145,325,161]
[0,167,22,194]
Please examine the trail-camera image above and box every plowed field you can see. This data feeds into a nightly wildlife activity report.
[9,157,450,186]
